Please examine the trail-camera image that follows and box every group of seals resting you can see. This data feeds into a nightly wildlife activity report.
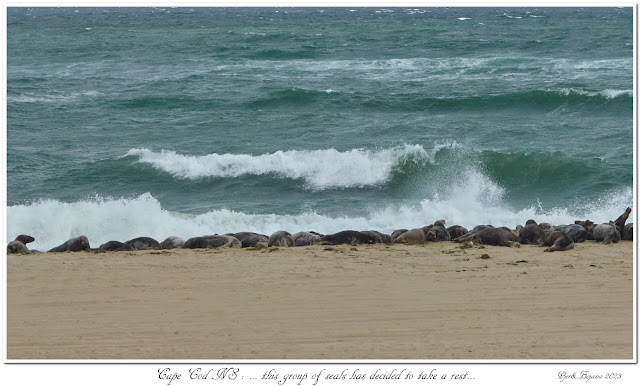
[6,208,633,254]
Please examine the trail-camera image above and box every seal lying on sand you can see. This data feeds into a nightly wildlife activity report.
[183,235,242,249]
[393,228,426,244]
[543,231,575,252]
[292,231,322,246]
[233,232,269,248]
[463,227,519,247]
[99,241,130,252]
[160,236,185,249]
[361,230,391,244]
[7,240,30,254]
[574,220,595,240]
[49,236,90,252]
[455,225,493,243]
[391,229,409,242]
[562,224,588,243]
[518,220,545,245]
[7,234,36,254]
[425,225,451,242]
[320,230,378,245]
[446,225,468,239]
[125,237,161,250]
[593,223,621,244]
[268,231,295,247]
[623,223,633,240]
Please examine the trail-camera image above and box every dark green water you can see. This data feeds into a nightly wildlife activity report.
[6,7,633,250]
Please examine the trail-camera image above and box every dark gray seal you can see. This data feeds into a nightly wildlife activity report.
[360,231,385,244]
[543,231,575,252]
[623,223,633,240]
[574,220,595,240]
[364,230,392,244]
[518,220,545,245]
[292,231,322,246]
[470,227,519,247]
[455,225,494,243]
[613,207,632,238]
[562,224,588,243]
[124,237,162,250]
[393,228,426,244]
[446,225,468,239]
[425,225,451,242]
[268,231,295,247]
[593,223,621,244]
[99,240,131,252]
[15,235,35,245]
[233,232,269,248]
[183,235,242,249]
[320,230,378,245]
[7,240,30,254]
[433,219,446,227]
[49,236,91,252]
[160,236,185,249]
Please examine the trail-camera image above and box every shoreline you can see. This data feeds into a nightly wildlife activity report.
[7,241,634,360]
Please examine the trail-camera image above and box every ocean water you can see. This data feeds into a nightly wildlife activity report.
[6,7,634,251]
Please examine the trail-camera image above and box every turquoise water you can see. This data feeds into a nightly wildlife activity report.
[6,7,634,250]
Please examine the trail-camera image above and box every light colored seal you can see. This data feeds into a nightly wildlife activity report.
[391,229,409,242]
[466,227,519,247]
[160,236,185,249]
[268,231,295,247]
[292,231,322,246]
[593,223,621,244]
[48,236,91,252]
[393,228,426,244]
[7,240,30,254]
[425,225,450,242]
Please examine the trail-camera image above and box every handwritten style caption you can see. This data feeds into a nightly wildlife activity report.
[158,367,475,385]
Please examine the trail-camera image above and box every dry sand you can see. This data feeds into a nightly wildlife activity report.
[6,240,634,360]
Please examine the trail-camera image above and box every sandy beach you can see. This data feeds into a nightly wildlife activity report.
[6,240,633,360]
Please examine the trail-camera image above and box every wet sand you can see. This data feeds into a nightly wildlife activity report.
[6,241,633,360]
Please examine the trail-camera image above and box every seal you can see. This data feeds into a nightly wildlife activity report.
[455,225,493,243]
[15,235,35,245]
[446,225,468,239]
[48,236,91,252]
[124,237,162,250]
[320,230,378,245]
[183,235,242,249]
[593,223,621,244]
[623,223,633,240]
[613,207,632,237]
[467,227,519,247]
[391,229,409,242]
[233,232,269,248]
[574,220,595,240]
[99,240,130,252]
[392,228,426,244]
[364,230,392,244]
[543,231,575,252]
[292,231,322,246]
[425,225,450,242]
[562,224,588,243]
[360,231,385,244]
[160,236,185,249]
[7,240,30,254]
[268,231,295,247]
[518,220,545,245]
[433,219,446,227]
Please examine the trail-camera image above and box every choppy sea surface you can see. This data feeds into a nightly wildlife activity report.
[7,7,634,250]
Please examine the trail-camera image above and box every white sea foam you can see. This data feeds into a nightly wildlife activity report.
[125,145,433,190]
[7,185,632,252]
[8,91,100,103]
[556,87,632,99]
